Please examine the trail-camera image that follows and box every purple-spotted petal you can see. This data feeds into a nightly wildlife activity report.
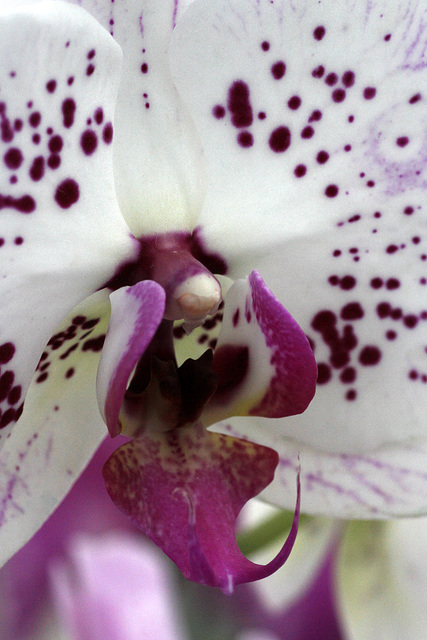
[0,291,112,568]
[103,423,300,592]
[203,271,316,425]
[170,0,427,256]
[170,0,427,505]
[96,281,166,437]
[0,1,137,444]
[68,0,205,236]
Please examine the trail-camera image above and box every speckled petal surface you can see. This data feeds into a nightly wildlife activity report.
[65,0,205,236]
[0,1,137,444]
[170,0,427,497]
[0,291,112,567]
[202,271,316,426]
[103,422,300,592]
[96,281,166,437]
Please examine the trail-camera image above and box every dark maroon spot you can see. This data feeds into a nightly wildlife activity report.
[14,119,23,132]
[325,184,339,198]
[409,93,422,104]
[386,330,397,340]
[294,164,307,178]
[46,80,57,93]
[0,194,36,213]
[317,150,329,164]
[82,318,100,330]
[65,368,75,379]
[14,236,23,245]
[261,41,270,51]
[312,65,325,79]
[363,87,376,100]
[8,385,21,405]
[237,131,253,148]
[62,98,76,128]
[94,108,104,124]
[232,308,240,327]
[73,315,87,325]
[4,148,23,170]
[386,278,400,290]
[344,144,352,152]
[377,302,391,318]
[36,372,48,384]
[212,345,248,401]
[87,49,96,60]
[404,315,418,329]
[269,126,291,153]
[386,244,398,254]
[340,275,356,290]
[408,369,418,380]
[370,277,383,289]
[141,63,148,74]
[48,135,63,153]
[332,250,341,257]
[0,370,14,402]
[346,389,357,401]
[311,310,336,332]
[103,123,113,144]
[412,236,421,244]
[317,362,331,384]
[288,96,301,110]
[29,112,41,128]
[340,367,356,383]
[32,134,41,145]
[341,302,364,321]
[301,126,314,139]
[86,64,95,76]
[391,308,402,321]
[342,71,355,88]
[55,179,79,209]
[332,88,346,103]
[396,136,409,147]
[0,342,15,364]
[67,76,74,86]
[82,335,105,352]
[228,81,253,128]
[271,61,286,80]
[80,129,98,155]
[384,33,391,41]
[258,112,266,120]
[359,345,381,366]
[48,155,61,169]
[308,110,322,122]
[325,72,338,86]
[212,105,226,119]
[313,26,326,41]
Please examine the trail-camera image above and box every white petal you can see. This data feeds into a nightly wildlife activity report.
[223,428,427,517]
[72,0,205,236]
[337,518,427,640]
[0,291,111,567]
[0,1,137,443]
[170,0,427,254]
[171,0,427,465]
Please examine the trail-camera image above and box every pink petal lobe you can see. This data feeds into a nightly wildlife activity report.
[96,281,166,437]
[248,270,317,417]
[103,423,300,592]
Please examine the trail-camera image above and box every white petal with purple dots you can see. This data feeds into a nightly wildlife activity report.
[0,1,137,444]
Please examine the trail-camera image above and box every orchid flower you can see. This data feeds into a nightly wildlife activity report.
[0,0,317,592]
[1,0,426,592]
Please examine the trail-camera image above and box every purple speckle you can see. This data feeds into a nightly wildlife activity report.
[4,148,23,170]
[332,88,346,103]
[48,135,63,154]
[227,81,253,128]
[312,65,325,79]
[237,131,253,148]
[62,98,76,128]
[325,185,339,198]
[313,26,326,41]
[269,126,291,153]
[363,87,376,100]
[301,126,314,139]
[271,61,286,80]
[325,73,338,86]
[46,80,57,93]
[294,164,307,178]
[396,136,409,147]
[212,105,226,119]
[29,112,41,128]
[94,108,104,124]
[141,63,148,74]
[80,130,98,155]
[288,96,301,110]
[103,123,113,144]
[409,93,422,104]
[86,64,95,76]
[29,156,45,182]
[359,345,381,366]
[0,343,15,364]
[317,150,329,164]
[342,71,355,88]
[261,41,270,51]
[55,179,79,209]
[0,194,36,213]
